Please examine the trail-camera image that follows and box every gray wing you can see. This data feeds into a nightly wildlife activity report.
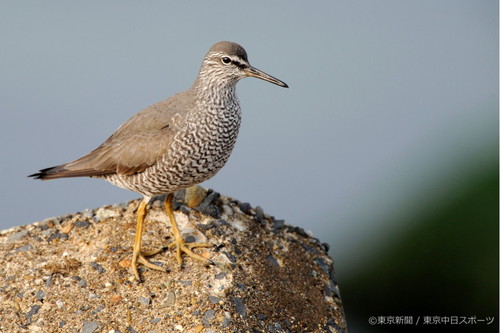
[30,89,195,179]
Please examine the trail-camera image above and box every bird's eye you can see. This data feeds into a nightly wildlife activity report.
[221,57,231,64]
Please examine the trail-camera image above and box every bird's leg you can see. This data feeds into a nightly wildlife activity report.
[131,199,166,281]
[165,193,213,267]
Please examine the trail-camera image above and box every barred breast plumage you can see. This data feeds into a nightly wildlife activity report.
[104,93,242,197]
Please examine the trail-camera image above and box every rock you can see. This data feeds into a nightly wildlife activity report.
[196,190,220,211]
[164,291,176,306]
[202,308,216,326]
[199,204,220,218]
[7,229,29,242]
[266,255,280,267]
[73,220,91,228]
[35,290,45,301]
[94,207,119,221]
[91,304,105,315]
[0,188,347,332]
[25,304,40,324]
[254,205,264,223]
[89,262,106,273]
[15,244,33,253]
[138,296,151,305]
[185,185,208,208]
[204,309,216,320]
[112,202,128,210]
[81,320,99,333]
[238,202,252,214]
[232,297,247,318]
[47,230,68,242]
[77,278,88,288]
[82,209,94,219]
[208,296,221,304]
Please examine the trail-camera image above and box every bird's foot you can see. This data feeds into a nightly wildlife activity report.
[167,237,213,268]
[131,247,167,282]
[163,193,214,268]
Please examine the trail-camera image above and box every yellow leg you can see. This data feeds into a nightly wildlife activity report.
[165,193,213,267]
[131,199,166,281]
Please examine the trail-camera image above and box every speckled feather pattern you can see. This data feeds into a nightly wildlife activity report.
[104,86,241,197]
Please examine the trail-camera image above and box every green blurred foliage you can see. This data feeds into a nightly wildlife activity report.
[342,164,498,332]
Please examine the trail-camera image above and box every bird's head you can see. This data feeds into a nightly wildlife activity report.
[198,41,288,88]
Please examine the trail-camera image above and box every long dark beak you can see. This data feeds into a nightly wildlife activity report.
[244,65,288,88]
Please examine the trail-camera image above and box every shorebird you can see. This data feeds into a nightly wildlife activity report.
[29,41,288,281]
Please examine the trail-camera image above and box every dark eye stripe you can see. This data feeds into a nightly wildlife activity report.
[220,56,246,69]
[231,60,246,69]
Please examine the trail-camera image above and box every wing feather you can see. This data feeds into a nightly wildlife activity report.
[29,89,195,180]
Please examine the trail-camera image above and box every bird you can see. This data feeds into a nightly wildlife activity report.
[29,41,288,281]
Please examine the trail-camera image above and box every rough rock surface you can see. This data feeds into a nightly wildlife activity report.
[0,188,347,332]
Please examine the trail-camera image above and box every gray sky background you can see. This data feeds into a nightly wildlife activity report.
[1,1,498,278]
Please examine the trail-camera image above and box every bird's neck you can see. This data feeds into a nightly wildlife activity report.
[189,76,242,139]
[192,73,240,111]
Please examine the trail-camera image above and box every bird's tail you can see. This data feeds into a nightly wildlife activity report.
[28,165,73,180]
[28,163,106,180]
